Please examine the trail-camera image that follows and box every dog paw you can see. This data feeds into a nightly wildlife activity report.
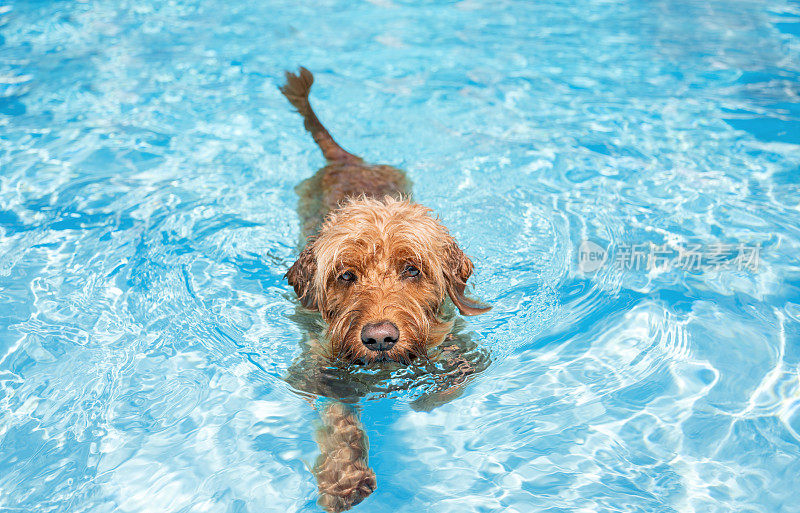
[315,459,376,512]
[314,402,377,511]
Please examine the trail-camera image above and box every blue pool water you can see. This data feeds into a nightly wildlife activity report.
[2,0,800,511]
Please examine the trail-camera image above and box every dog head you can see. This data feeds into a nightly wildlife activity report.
[286,196,490,363]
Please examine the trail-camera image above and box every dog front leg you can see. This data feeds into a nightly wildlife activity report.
[313,400,376,512]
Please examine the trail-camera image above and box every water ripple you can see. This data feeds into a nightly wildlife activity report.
[1,0,800,511]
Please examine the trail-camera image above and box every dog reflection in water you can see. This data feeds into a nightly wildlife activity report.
[280,67,491,512]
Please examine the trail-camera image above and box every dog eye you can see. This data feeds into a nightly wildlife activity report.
[403,265,420,278]
[338,271,356,282]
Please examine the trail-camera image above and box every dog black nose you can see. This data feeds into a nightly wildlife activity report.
[360,321,399,351]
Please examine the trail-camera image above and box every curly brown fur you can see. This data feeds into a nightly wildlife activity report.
[281,67,362,164]
[287,197,490,364]
[314,402,376,512]
[280,67,491,512]
[281,67,490,366]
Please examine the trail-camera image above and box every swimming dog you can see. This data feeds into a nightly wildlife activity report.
[280,67,490,511]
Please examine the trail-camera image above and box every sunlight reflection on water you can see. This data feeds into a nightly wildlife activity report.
[1,0,799,511]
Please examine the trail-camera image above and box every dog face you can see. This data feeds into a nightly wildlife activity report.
[287,197,490,363]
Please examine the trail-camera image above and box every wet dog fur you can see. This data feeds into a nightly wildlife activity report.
[280,67,490,512]
[282,67,489,366]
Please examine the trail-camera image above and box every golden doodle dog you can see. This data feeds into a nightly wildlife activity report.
[280,67,491,512]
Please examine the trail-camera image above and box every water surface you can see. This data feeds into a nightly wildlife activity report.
[1,0,800,511]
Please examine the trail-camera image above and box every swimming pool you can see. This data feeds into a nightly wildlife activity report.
[1,0,799,511]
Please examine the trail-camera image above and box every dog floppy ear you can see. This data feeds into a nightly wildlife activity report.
[444,240,491,316]
[286,242,318,310]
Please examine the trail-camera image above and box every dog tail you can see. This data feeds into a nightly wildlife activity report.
[280,67,362,163]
